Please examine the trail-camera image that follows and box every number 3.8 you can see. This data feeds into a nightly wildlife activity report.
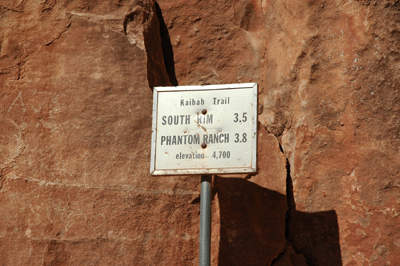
[235,133,247,143]
[234,113,247,123]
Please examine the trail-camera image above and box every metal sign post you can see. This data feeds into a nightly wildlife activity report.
[199,175,212,266]
[150,83,258,266]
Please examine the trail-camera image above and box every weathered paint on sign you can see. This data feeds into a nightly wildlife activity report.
[150,83,257,175]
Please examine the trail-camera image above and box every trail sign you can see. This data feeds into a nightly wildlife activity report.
[150,83,257,175]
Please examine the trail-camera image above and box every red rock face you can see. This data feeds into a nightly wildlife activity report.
[1,0,399,265]
[158,0,400,265]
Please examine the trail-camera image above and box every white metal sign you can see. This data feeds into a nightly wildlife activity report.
[150,83,257,175]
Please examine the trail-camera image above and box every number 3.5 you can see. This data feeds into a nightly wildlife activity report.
[234,112,247,122]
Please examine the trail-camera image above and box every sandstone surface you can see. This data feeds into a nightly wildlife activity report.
[1,0,400,265]
[159,0,400,265]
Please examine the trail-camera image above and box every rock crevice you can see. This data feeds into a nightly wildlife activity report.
[129,0,177,88]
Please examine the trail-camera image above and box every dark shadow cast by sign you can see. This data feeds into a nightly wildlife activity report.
[215,176,342,266]
[216,176,286,265]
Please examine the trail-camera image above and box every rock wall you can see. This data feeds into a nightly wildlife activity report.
[1,0,399,265]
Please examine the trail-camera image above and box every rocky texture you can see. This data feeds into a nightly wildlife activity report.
[0,0,187,265]
[1,0,400,265]
[158,0,400,265]
[0,0,287,265]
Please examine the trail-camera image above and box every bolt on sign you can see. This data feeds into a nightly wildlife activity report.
[150,83,257,175]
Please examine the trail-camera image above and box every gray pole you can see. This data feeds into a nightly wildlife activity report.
[199,175,212,266]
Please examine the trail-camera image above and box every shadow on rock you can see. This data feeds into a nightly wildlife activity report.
[289,210,342,266]
[215,177,342,266]
[216,177,286,266]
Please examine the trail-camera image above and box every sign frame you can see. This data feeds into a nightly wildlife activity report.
[150,83,257,175]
